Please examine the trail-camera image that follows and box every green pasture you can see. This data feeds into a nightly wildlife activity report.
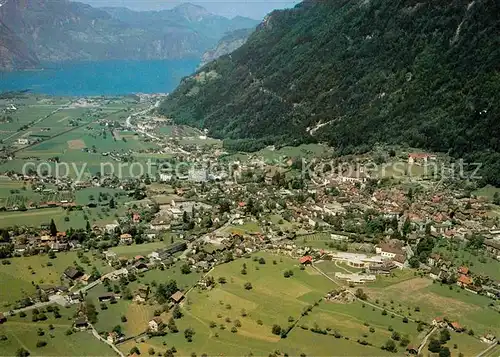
[121,252,400,356]
[0,251,112,308]
[0,305,115,356]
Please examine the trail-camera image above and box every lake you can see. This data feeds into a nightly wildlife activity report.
[0,59,199,96]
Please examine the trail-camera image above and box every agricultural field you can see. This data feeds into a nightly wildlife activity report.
[0,205,123,230]
[121,252,404,357]
[364,277,499,343]
[0,251,112,308]
[0,305,116,356]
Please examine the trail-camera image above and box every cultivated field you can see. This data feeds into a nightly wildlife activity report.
[120,252,404,356]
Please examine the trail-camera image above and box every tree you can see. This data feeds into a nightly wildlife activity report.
[439,329,451,343]
[400,335,410,347]
[428,339,442,353]
[0,229,9,243]
[181,264,191,274]
[439,347,451,357]
[218,277,227,284]
[36,340,47,348]
[271,325,282,335]
[408,256,419,269]
[184,328,195,342]
[172,305,182,319]
[168,318,178,333]
[148,348,155,355]
[16,348,30,357]
[109,198,116,209]
[493,192,500,205]
[391,331,401,341]
[49,219,57,236]
[85,300,98,324]
[383,339,397,352]
[355,288,367,300]
[129,346,140,355]
[244,282,253,290]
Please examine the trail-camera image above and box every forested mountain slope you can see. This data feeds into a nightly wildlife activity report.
[159,0,500,184]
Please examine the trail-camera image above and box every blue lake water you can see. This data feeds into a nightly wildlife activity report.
[0,59,199,96]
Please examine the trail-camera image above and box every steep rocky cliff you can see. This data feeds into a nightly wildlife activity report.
[200,28,254,67]
[0,18,39,70]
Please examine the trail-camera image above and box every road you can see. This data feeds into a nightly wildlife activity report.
[476,341,499,357]
[417,326,437,355]
[89,323,125,357]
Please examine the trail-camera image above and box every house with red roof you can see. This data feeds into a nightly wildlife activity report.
[457,274,473,288]
[299,256,313,265]
[449,321,465,332]
[408,153,436,164]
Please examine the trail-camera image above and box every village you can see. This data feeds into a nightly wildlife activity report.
[0,94,499,357]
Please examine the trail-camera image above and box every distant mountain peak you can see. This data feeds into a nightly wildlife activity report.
[172,2,212,21]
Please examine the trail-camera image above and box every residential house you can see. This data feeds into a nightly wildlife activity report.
[104,251,117,262]
[119,233,133,245]
[73,319,88,330]
[148,317,163,332]
[458,266,469,275]
[480,333,497,344]
[408,153,436,164]
[98,293,115,302]
[136,285,150,300]
[406,345,418,355]
[299,256,313,265]
[483,239,500,258]
[64,267,83,281]
[429,267,441,280]
[107,331,119,344]
[164,241,187,255]
[457,275,473,288]
[432,317,448,328]
[449,321,465,333]
[427,253,441,267]
[105,224,119,234]
[170,291,185,304]
[376,243,405,259]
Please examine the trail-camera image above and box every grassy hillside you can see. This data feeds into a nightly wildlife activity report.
[160,0,500,184]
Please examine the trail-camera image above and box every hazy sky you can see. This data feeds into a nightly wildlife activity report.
[79,0,299,19]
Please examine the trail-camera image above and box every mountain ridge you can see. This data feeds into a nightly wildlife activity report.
[159,0,500,185]
[0,0,259,70]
